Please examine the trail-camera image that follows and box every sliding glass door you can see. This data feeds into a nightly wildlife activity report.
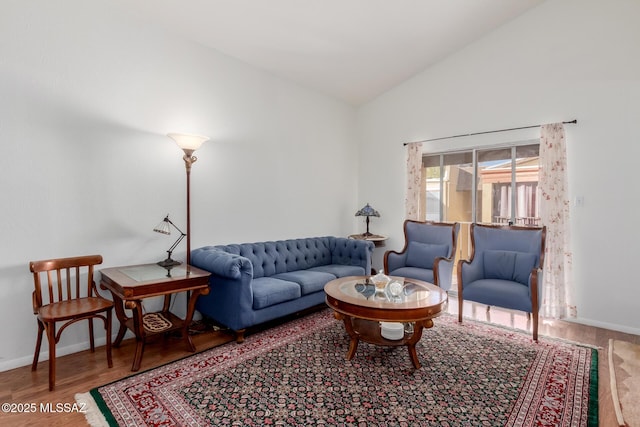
[423,151,475,268]
[422,142,540,283]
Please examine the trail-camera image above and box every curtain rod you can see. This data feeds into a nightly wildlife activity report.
[403,119,577,146]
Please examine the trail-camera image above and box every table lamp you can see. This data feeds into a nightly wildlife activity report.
[355,203,380,237]
[153,215,186,267]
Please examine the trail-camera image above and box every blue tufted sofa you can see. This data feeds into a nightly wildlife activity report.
[191,236,374,341]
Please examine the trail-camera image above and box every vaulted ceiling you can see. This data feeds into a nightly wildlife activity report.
[115,0,546,105]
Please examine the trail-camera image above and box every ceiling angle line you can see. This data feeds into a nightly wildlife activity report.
[403,119,577,146]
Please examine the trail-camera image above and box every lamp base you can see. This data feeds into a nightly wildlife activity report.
[157,258,182,268]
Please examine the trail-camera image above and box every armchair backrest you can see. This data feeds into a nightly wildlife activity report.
[402,220,459,269]
[30,254,103,309]
[469,224,546,284]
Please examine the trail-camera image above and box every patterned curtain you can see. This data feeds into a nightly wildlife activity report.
[539,123,576,319]
[405,142,423,220]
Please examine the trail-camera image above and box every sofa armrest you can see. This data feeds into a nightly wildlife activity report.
[191,246,255,331]
[330,237,374,272]
[190,246,253,280]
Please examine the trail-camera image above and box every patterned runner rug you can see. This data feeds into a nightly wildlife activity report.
[77,310,597,426]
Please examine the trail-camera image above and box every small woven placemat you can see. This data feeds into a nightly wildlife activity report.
[142,312,173,333]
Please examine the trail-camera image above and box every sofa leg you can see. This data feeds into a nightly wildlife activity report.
[235,329,246,343]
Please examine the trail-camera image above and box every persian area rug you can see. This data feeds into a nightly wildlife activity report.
[608,339,640,427]
[76,310,597,427]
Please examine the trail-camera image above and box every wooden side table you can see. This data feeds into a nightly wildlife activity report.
[99,263,210,371]
[348,233,388,247]
[349,234,388,274]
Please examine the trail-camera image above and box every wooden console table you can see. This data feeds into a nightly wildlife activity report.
[99,263,210,371]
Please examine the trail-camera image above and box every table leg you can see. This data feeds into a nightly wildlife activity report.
[129,300,146,372]
[182,287,209,352]
[102,287,128,347]
[406,319,433,369]
[113,323,127,348]
[339,314,360,361]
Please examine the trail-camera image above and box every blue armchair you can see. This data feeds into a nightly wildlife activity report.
[457,223,546,341]
[383,220,459,291]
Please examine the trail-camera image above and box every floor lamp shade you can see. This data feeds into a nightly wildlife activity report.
[167,133,209,156]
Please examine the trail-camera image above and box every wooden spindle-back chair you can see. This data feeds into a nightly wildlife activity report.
[30,255,113,390]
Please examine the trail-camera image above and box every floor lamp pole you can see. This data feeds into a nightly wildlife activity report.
[167,133,209,321]
[185,161,192,266]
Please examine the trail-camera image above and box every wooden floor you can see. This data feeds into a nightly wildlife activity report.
[1,297,637,427]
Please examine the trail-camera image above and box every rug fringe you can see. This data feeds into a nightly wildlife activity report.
[75,392,110,427]
[608,339,626,427]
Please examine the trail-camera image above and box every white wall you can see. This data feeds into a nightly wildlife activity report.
[357,0,640,334]
[0,1,358,371]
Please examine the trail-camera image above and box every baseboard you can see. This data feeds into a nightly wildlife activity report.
[0,331,134,373]
[566,316,640,336]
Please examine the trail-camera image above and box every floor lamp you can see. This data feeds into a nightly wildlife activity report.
[167,133,209,266]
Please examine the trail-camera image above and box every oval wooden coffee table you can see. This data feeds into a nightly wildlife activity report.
[324,275,447,369]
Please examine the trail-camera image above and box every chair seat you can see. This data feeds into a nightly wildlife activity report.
[37,297,113,322]
[463,279,532,313]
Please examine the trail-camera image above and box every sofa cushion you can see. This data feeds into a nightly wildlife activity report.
[272,270,336,296]
[483,250,537,285]
[252,277,301,310]
[406,242,448,269]
[308,264,366,278]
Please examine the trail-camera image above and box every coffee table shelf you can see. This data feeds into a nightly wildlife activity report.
[347,317,425,347]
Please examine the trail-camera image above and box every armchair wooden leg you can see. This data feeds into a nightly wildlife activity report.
[458,296,463,323]
[47,322,56,391]
[106,310,113,368]
[88,318,95,353]
[32,320,44,371]
[532,312,539,342]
